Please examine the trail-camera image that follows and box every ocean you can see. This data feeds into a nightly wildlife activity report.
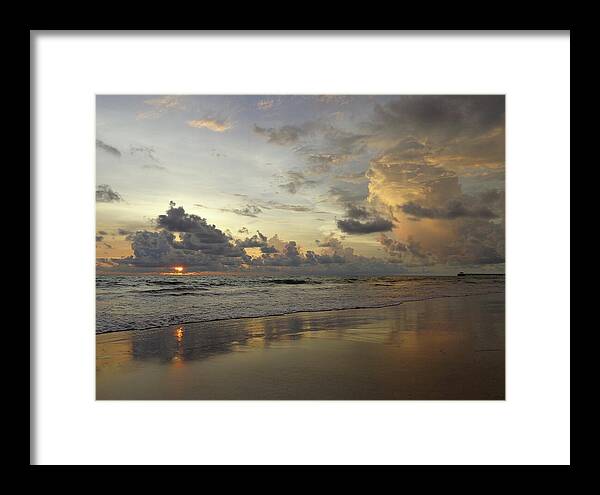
[96,274,505,334]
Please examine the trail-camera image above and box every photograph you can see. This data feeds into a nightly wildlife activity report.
[96,94,506,400]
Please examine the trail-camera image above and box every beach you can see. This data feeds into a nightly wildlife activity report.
[96,292,504,400]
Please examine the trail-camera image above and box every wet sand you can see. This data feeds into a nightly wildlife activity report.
[96,293,504,400]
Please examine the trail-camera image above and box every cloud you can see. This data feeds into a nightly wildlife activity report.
[144,95,184,109]
[235,231,268,248]
[96,235,104,242]
[130,144,158,160]
[363,100,505,264]
[108,203,411,274]
[369,95,505,138]
[345,205,370,220]
[378,234,435,266]
[157,202,235,246]
[100,96,504,272]
[322,128,368,156]
[254,124,305,145]
[334,171,368,183]
[117,228,132,236]
[253,240,303,266]
[328,186,368,206]
[254,117,369,175]
[230,205,262,217]
[399,200,498,220]
[293,128,369,174]
[96,139,121,157]
[279,171,317,194]
[262,201,313,212]
[304,153,346,174]
[187,119,232,132]
[120,203,249,269]
[96,184,123,203]
[367,96,505,177]
[137,96,185,120]
[337,217,393,234]
[367,160,461,209]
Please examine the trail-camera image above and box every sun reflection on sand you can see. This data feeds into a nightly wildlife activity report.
[97,294,505,399]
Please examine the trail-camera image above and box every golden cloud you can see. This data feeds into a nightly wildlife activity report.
[186,119,232,132]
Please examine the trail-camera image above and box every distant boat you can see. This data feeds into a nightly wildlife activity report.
[457,272,466,277]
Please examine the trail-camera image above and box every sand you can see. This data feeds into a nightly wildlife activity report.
[96,292,504,400]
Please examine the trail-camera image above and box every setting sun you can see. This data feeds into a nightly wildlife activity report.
[173,266,184,273]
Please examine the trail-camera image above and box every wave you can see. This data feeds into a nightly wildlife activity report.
[96,290,504,334]
[263,278,316,285]
[133,286,210,295]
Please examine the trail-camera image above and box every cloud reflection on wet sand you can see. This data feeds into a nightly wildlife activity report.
[96,293,504,400]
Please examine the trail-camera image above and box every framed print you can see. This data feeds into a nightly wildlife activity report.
[95,94,506,400]
[32,30,570,465]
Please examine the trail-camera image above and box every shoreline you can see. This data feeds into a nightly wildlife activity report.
[96,290,505,335]
[97,293,505,400]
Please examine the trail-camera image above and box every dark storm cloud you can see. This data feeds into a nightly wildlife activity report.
[127,230,178,267]
[121,204,250,269]
[254,240,303,266]
[345,205,370,220]
[114,204,409,274]
[96,184,123,203]
[400,200,498,220]
[96,139,121,157]
[157,202,229,242]
[370,95,505,136]
[365,99,505,267]
[155,203,246,258]
[235,231,268,248]
[337,217,393,234]
[249,234,359,268]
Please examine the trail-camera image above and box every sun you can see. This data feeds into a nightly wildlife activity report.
[173,266,184,273]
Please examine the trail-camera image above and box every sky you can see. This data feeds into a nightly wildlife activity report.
[96,95,505,275]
